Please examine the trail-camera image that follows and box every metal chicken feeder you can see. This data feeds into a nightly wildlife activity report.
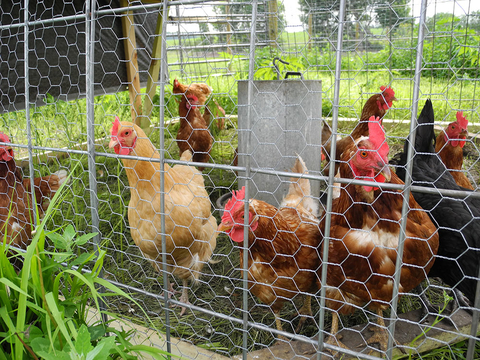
[237,73,323,207]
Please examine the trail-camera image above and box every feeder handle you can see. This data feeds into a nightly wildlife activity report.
[285,71,304,79]
[273,57,290,80]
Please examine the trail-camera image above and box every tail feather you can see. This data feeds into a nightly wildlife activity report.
[53,169,68,187]
[321,121,332,145]
[22,169,69,216]
[413,99,436,154]
[281,155,320,217]
[290,155,310,197]
[180,149,194,162]
[395,99,436,180]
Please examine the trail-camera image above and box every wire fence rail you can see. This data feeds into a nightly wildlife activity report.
[1,0,480,359]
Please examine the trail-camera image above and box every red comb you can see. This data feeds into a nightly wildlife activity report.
[456,111,468,129]
[380,86,395,100]
[111,116,121,136]
[368,116,389,160]
[222,187,246,222]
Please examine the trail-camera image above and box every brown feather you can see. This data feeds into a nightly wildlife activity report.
[323,90,394,176]
[174,79,214,171]
[220,158,322,326]
[320,142,439,315]
[177,96,213,171]
[1,155,66,271]
[239,200,322,312]
[435,130,474,190]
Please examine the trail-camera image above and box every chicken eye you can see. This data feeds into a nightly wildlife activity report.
[451,125,455,130]
[360,151,368,158]
[124,131,130,136]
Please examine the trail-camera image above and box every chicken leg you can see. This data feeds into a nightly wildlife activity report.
[324,312,349,354]
[295,295,313,333]
[273,309,289,341]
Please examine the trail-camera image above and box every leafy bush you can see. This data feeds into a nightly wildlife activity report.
[0,181,172,360]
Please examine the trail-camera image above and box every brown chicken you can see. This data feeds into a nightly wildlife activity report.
[109,118,218,316]
[319,117,438,353]
[0,132,67,261]
[218,156,322,338]
[23,173,68,218]
[172,79,212,109]
[323,86,396,176]
[173,79,213,171]
[172,78,225,131]
[435,111,474,189]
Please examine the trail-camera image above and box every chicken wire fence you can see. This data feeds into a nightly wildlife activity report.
[1,0,480,359]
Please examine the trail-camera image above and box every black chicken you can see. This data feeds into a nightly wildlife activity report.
[394,99,479,314]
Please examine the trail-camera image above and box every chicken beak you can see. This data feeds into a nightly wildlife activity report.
[218,222,233,233]
[460,129,468,138]
[109,137,119,149]
[379,162,392,182]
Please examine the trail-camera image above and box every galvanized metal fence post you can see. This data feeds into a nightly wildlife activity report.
[242,0,258,358]
[158,0,173,356]
[85,0,109,324]
[386,0,428,357]
[23,0,38,227]
[317,0,347,356]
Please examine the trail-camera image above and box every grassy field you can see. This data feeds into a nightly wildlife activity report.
[1,43,479,358]
[2,68,478,159]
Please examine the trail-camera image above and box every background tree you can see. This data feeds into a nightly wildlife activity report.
[463,10,480,33]
[374,0,411,32]
[299,0,377,48]
[213,0,286,46]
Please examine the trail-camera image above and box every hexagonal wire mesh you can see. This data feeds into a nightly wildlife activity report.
[1,0,479,359]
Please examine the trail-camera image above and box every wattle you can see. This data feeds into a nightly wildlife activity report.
[358,171,387,193]
[231,227,244,243]
[1,151,13,161]
[363,185,374,192]
[450,140,459,147]
[115,144,131,156]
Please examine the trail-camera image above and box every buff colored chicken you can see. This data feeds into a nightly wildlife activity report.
[109,118,218,315]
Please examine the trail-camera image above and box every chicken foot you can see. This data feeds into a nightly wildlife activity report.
[170,279,191,316]
[324,312,350,356]
[161,278,191,316]
[161,281,176,299]
[364,308,406,355]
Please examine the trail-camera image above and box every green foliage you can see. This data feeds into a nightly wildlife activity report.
[212,1,286,43]
[374,0,411,30]
[0,183,172,360]
[363,13,480,79]
[408,291,453,359]
[255,55,304,80]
